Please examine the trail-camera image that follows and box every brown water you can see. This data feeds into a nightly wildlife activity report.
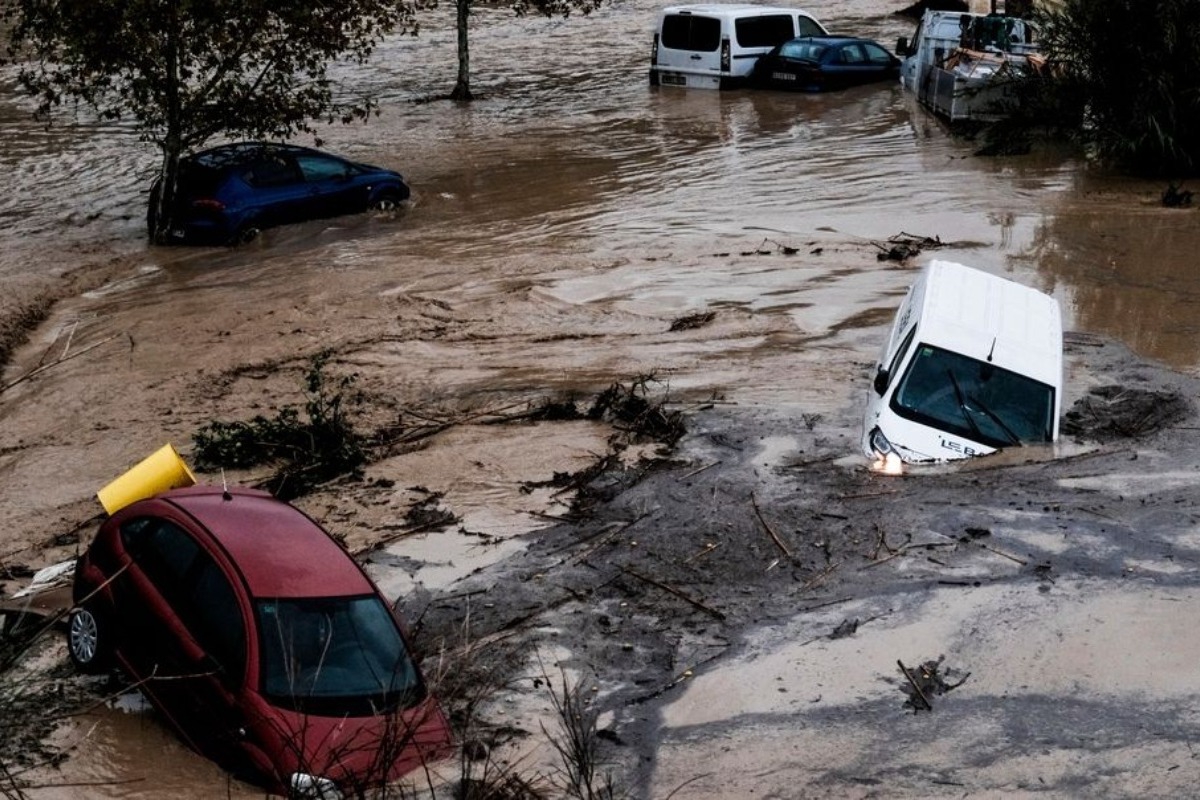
[3,0,1199,373]
[4,0,1200,796]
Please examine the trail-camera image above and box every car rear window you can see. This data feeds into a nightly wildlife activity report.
[176,163,225,198]
[736,14,799,48]
[661,14,721,52]
[779,41,827,61]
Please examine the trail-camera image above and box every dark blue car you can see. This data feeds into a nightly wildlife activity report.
[149,142,411,245]
[750,36,901,92]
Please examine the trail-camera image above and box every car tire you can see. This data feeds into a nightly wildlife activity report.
[369,191,404,212]
[232,225,261,246]
[67,604,111,675]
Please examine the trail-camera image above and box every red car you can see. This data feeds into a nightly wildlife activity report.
[67,485,452,797]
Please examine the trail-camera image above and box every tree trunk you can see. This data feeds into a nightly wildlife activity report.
[151,0,184,244]
[450,0,473,100]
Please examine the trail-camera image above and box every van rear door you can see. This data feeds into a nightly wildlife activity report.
[656,11,723,86]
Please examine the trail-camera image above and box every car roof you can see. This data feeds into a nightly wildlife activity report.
[787,35,876,47]
[188,141,322,170]
[158,486,373,599]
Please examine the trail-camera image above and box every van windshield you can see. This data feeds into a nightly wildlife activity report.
[891,344,1054,448]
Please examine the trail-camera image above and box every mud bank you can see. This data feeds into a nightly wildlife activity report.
[405,334,1200,798]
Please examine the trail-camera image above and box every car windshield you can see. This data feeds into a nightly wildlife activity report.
[891,344,1055,448]
[258,595,424,716]
[779,40,827,61]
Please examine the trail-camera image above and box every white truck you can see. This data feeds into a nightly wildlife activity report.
[896,9,1040,122]
[862,260,1062,467]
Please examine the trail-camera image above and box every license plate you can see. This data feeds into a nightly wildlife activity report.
[661,73,686,86]
[772,72,797,81]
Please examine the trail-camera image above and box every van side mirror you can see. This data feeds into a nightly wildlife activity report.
[873,368,889,396]
[896,36,909,57]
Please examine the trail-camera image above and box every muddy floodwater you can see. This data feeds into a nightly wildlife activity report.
[4,0,1200,797]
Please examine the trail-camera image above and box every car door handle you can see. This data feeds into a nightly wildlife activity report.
[690,54,702,60]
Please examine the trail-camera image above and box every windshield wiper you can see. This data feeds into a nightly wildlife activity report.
[967,393,1022,446]
[945,369,984,440]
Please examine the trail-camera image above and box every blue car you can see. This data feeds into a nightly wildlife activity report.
[750,36,901,92]
[148,142,411,245]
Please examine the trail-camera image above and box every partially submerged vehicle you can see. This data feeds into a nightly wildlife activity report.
[749,35,901,93]
[896,9,1041,122]
[68,484,452,796]
[862,260,1062,467]
[649,4,827,89]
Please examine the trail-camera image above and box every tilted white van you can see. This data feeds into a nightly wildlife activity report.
[650,4,827,89]
[862,260,1062,467]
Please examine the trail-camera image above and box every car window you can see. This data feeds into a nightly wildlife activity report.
[661,14,720,52]
[176,163,225,196]
[885,325,917,390]
[122,517,200,586]
[295,154,354,183]
[839,44,867,65]
[779,41,826,61]
[187,557,247,679]
[864,43,894,65]
[120,517,246,678]
[735,15,797,48]
[244,155,302,188]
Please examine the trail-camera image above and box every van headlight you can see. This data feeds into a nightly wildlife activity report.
[869,427,892,458]
[868,428,904,476]
[290,773,342,800]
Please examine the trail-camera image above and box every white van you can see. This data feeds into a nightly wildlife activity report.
[650,4,827,89]
[861,260,1062,466]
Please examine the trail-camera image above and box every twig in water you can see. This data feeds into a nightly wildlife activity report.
[620,566,726,621]
[2,333,125,395]
[751,492,792,559]
[897,659,932,711]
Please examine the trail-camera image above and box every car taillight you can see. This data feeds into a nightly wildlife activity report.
[192,198,225,211]
[720,39,731,72]
[651,32,659,66]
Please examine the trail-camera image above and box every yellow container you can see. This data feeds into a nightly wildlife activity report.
[96,443,197,515]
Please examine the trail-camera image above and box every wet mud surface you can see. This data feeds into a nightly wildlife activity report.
[4,0,1200,796]
[407,336,1200,798]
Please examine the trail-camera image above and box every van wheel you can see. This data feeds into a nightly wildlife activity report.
[649,70,660,87]
[67,605,111,675]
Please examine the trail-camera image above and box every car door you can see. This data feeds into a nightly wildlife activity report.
[862,42,900,83]
[239,153,308,229]
[116,517,250,767]
[294,153,367,220]
[831,43,877,87]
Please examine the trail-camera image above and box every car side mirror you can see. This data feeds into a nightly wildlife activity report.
[896,36,909,57]
[873,367,889,396]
